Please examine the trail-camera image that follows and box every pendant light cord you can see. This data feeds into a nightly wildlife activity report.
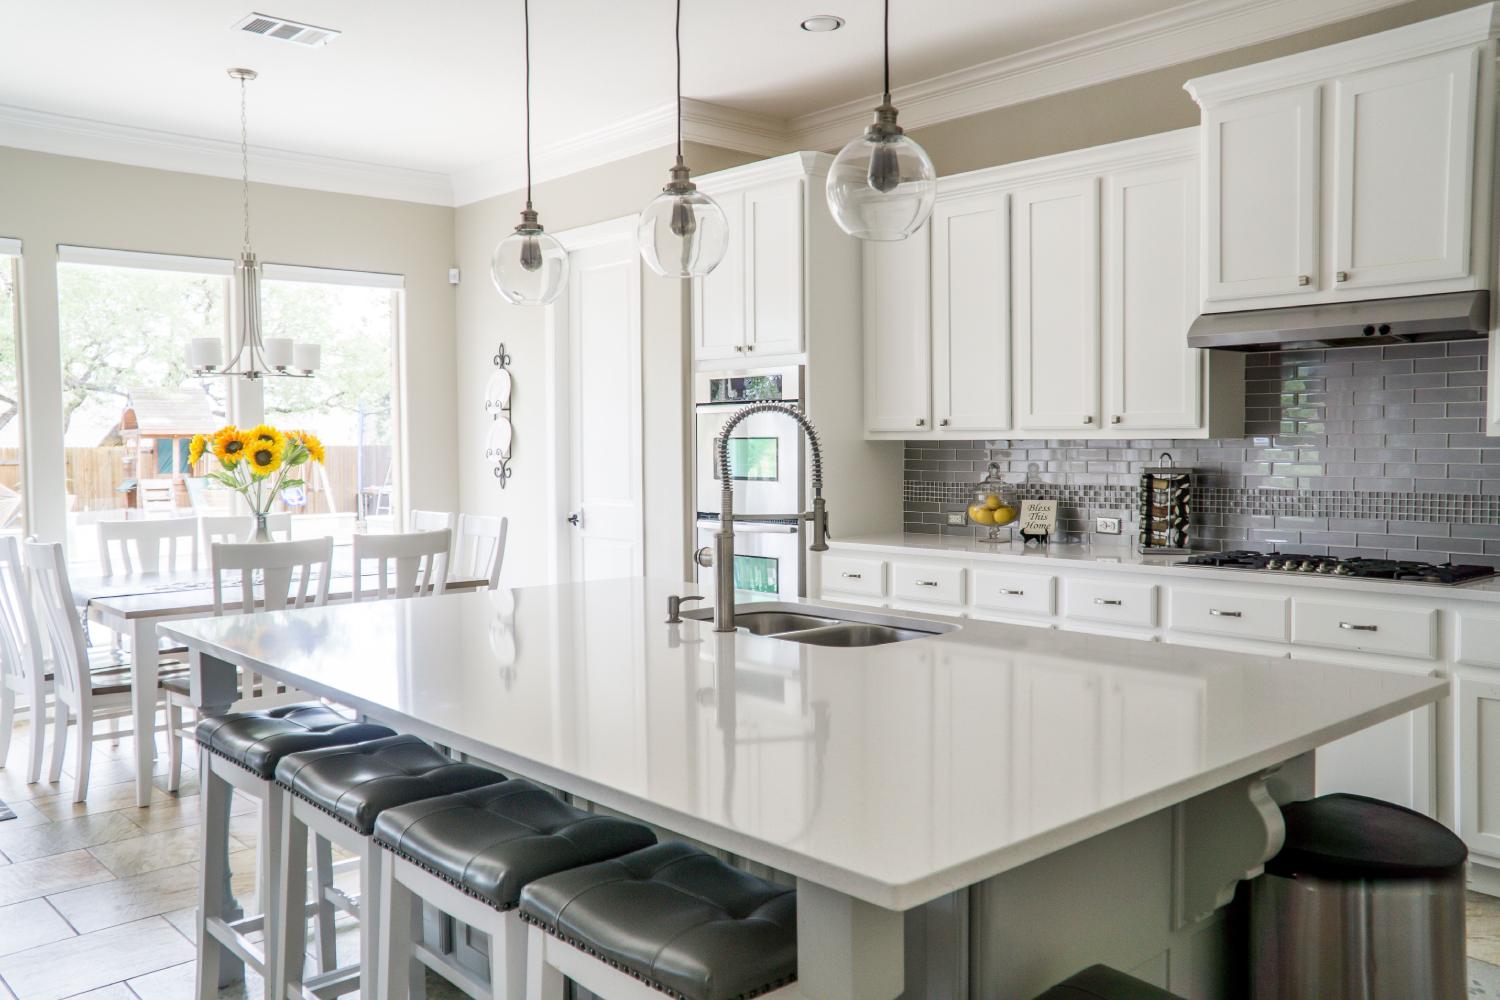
[524,0,533,209]
[675,0,683,159]
[882,0,891,103]
[239,75,251,254]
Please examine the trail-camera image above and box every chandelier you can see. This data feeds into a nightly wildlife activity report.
[189,68,320,380]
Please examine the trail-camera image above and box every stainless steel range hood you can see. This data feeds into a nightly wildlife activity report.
[1187,290,1490,351]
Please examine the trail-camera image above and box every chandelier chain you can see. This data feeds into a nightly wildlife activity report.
[883,0,891,102]
[675,0,682,158]
[523,0,533,208]
[240,74,251,254]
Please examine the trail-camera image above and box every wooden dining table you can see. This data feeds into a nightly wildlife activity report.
[76,563,489,807]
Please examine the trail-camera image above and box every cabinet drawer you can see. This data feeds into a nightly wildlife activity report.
[891,562,966,606]
[971,569,1055,617]
[1291,600,1436,660]
[1456,614,1500,668]
[821,555,885,598]
[1169,589,1288,642]
[1063,578,1157,628]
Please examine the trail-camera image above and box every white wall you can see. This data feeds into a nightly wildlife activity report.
[0,144,457,543]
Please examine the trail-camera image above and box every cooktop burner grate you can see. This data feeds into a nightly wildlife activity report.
[1179,550,1498,585]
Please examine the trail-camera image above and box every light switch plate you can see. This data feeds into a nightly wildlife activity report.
[1095,516,1122,535]
[946,512,966,526]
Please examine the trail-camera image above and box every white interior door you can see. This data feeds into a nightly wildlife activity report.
[561,223,645,582]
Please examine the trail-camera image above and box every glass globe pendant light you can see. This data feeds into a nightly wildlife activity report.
[491,0,568,306]
[636,0,728,278]
[825,0,937,241]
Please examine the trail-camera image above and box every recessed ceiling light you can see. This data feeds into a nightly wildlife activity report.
[800,15,846,32]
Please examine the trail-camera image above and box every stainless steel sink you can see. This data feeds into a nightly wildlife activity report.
[682,602,956,646]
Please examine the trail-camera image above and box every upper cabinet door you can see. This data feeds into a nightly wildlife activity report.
[1103,160,1201,431]
[694,190,746,361]
[1332,48,1479,291]
[1203,86,1320,304]
[863,227,932,434]
[932,192,1011,433]
[1013,178,1100,431]
[743,177,806,358]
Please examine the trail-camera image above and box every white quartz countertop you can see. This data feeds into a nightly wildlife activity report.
[161,578,1445,911]
[832,532,1500,603]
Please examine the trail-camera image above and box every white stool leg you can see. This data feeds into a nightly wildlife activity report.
[377,855,416,1000]
[360,839,383,1000]
[492,911,528,1000]
[196,752,245,997]
[314,833,338,972]
[269,797,306,1000]
[524,926,565,1000]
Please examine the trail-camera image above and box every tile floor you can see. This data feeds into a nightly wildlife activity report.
[0,718,1497,999]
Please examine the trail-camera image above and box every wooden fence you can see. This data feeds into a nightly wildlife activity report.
[0,445,393,515]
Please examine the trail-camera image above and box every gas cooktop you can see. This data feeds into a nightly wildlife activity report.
[1179,550,1498,586]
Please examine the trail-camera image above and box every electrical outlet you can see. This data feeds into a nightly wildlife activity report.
[1095,516,1122,535]
[947,512,967,526]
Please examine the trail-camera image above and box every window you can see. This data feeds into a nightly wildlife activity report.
[261,267,402,534]
[55,248,231,568]
[0,242,23,536]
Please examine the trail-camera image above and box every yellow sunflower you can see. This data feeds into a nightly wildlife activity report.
[248,424,287,448]
[290,430,325,464]
[246,436,284,476]
[212,427,249,466]
[187,434,207,467]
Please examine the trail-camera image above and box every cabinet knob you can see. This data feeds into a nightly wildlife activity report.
[1111,415,1122,425]
[746,344,755,352]
[915,418,926,427]
[734,345,744,353]
[1297,274,1312,287]
[940,418,951,427]
[1083,415,1094,425]
[1336,271,1349,283]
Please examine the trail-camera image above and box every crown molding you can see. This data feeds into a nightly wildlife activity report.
[786,0,1415,151]
[449,98,790,207]
[0,103,455,205]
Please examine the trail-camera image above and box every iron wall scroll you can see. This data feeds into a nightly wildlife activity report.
[485,342,514,488]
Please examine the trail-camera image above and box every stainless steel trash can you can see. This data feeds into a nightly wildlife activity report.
[1250,793,1468,1000]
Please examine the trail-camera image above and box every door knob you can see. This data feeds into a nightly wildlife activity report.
[566,511,582,527]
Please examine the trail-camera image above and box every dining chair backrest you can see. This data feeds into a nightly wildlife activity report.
[138,479,178,514]
[24,541,89,710]
[199,512,292,548]
[210,537,335,616]
[0,536,43,697]
[352,529,449,602]
[454,514,508,589]
[408,509,457,535]
[98,517,199,576]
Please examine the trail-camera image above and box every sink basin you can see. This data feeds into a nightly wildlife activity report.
[682,602,956,646]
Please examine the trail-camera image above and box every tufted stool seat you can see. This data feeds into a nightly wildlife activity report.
[195,702,393,778]
[373,780,659,1000]
[1032,965,1184,1000]
[519,841,798,1000]
[275,733,505,834]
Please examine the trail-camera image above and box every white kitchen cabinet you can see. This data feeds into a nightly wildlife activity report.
[1200,87,1321,304]
[1291,598,1437,660]
[932,191,1011,433]
[1103,160,1202,431]
[1332,48,1479,291]
[1013,178,1101,432]
[863,226,932,433]
[694,174,806,361]
[1458,671,1500,859]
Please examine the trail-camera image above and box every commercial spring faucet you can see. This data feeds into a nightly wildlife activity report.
[702,402,828,632]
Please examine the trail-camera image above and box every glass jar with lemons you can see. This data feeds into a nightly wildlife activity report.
[967,462,1019,543]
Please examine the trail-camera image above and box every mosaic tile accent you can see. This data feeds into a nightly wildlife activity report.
[902,340,1500,567]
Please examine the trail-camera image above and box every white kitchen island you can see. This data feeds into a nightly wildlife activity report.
[162,578,1447,999]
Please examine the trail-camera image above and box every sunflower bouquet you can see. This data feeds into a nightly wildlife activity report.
[189,424,326,519]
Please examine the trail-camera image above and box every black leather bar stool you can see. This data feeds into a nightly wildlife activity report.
[269,734,509,1000]
[1032,965,1183,999]
[372,779,658,1000]
[518,841,798,1000]
[194,704,394,999]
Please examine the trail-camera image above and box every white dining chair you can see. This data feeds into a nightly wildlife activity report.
[97,517,199,576]
[25,540,182,802]
[454,513,508,589]
[408,509,456,535]
[162,536,335,792]
[352,530,449,602]
[0,536,47,782]
[199,512,292,548]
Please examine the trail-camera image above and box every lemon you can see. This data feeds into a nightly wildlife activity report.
[968,504,996,525]
[983,493,1003,510]
[992,504,1018,526]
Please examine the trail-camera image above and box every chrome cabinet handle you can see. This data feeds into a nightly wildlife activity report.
[1339,622,1377,632]
[916,580,939,588]
[1083,415,1094,424]
[1298,274,1312,286]
[734,345,744,353]
[746,344,755,352]
[1336,271,1349,283]
[998,588,1025,596]
[842,572,862,580]
[1095,598,1122,606]
[940,418,951,427]
[1209,609,1242,618]
[1111,415,1122,424]
[916,418,926,427]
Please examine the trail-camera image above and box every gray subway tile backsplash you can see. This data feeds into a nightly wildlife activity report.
[901,341,1500,568]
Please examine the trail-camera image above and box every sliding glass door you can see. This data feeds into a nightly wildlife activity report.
[0,245,23,536]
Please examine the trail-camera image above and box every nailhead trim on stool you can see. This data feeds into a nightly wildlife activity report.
[519,842,797,1000]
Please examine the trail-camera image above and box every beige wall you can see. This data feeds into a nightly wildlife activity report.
[908,0,1477,175]
[0,145,456,542]
[454,141,756,586]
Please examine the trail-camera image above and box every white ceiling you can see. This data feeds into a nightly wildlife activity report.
[0,0,1405,203]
